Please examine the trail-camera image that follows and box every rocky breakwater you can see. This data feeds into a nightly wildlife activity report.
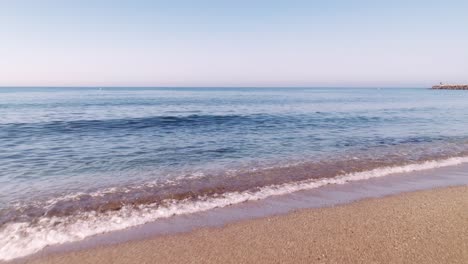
[432,84,468,90]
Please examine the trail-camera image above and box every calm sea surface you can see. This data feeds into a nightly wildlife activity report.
[1,87,468,260]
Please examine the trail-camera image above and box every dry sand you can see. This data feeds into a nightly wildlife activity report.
[24,186,468,264]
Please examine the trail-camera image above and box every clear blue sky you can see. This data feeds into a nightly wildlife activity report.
[1,0,467,87]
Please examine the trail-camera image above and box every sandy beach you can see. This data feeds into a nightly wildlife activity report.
[21,185,467,264]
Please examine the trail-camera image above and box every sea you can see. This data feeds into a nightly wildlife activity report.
[1,87,468,261]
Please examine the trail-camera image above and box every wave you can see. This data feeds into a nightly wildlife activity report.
[0,113,401,135]
[1,155,468,261]
[0,114,251,132]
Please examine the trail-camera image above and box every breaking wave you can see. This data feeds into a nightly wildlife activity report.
[1,155,468,261]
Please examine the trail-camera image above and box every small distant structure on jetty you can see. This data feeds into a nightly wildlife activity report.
[432,82,468,90]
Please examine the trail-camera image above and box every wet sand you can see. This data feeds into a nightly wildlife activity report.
[22,185,468,264]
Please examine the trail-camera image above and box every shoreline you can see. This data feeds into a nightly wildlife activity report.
[20,185,468,264]
[6,161,468,263]
[3,154,468,261]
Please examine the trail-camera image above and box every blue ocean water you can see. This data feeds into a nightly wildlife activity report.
[1,87,468,205]
[1,87,468,260]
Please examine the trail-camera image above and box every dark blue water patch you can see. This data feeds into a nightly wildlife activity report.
[0,113,404,136]
[0,114,253,134]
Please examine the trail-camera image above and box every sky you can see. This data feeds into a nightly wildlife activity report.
[1,0,467,87]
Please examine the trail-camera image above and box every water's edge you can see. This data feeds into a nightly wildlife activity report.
[16,160,468,264]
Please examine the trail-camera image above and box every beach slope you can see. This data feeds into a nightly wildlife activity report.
[25,186,468,264]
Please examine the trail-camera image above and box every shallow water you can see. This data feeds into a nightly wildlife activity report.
[38,161,468,259]
[1,87,468,260]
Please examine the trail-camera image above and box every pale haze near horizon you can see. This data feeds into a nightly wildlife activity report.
[1,0,467,87]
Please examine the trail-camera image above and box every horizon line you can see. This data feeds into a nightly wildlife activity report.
[0,85,431,89]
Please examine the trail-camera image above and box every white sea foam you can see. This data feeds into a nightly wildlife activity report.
[1,156,468,261]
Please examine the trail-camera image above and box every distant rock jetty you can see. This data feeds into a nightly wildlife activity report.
[432,84,468,90]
